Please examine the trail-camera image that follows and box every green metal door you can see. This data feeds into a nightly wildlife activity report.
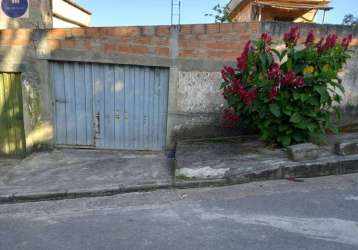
[0,73,26,157]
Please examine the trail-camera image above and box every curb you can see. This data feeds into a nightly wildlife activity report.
[2,157,358,204]
[0,183,172,204]
[175,157,358,189]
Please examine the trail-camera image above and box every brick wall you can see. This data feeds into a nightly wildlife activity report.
[1,22,356,62]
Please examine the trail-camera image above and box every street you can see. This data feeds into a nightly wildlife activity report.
[1,173,358,250]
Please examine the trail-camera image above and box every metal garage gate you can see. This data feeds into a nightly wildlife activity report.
[51,61,169,150]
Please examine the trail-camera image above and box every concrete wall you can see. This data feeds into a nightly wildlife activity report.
[0,22,357,152]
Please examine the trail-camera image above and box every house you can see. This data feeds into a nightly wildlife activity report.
[227,0,332,23]
[0,0,91,29]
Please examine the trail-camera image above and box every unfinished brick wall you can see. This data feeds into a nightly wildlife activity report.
[1,22,356,62]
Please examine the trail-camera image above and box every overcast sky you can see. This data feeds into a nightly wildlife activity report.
[75,0,357,27]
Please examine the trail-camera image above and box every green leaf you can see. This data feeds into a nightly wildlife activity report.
[293,92,300,100]
[314,85,329,103]
[333,106,342,120]
[292,132,305,142]
[278,135,291,147]
[295,121,306,129]
[282,108,292,116]
[300,94,311,102]
[307,122,316,132]
[279,124,288,132]
[269,103,281,117]
[290,113,302,124]
[308,96,320,106]
[259,54,267,71]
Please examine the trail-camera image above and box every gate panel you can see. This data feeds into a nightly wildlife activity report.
[114,66,125,149]
[52,62,94,146]
[52,62,169,150]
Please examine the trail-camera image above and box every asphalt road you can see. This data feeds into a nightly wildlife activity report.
[1,173,358,250]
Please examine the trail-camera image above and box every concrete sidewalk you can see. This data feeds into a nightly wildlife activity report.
[2,133,358,204]
[0,149,173,203]
[175,133,358,187]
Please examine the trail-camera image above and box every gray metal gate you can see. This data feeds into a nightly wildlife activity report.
[52,61,169,150]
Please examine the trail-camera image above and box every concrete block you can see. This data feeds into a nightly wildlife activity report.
[287,143,319,162]
[335,140,358,156]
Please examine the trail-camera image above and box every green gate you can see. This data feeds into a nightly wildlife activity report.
[0,73,26,157]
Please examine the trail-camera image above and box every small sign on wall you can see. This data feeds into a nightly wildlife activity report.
[1,0,29,18]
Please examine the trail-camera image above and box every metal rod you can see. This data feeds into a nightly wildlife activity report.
[171,0,173,25]
[179,0,181,25]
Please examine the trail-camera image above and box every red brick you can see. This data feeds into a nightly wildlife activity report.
[179,39,202,49]
[206,41,243,50]
[116,45,131,53]
[180,25,192,34]
[104,43,116,52]
[46,39,60,50]
[220,23,233,33]
[126,27,141,37]
[83,40,92,50]
[47,29,67,39]
[60,40,77,49]
[192,24,206,34]
[85,28,106,38]
[180,49,195,57]
[233,22,247,32]
[129,45,149,54]
[0,30,31,46]
[141,26,155,36]
[156,26,170,36]
[153,37,169,46]
[240,33,251,42]
[206,24,220,34]
[155,47,169,57]
[71,28,87,37]
[208,50,238,60]
[132,36,151,45]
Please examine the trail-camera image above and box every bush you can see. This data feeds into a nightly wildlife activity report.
[221,27,353,146]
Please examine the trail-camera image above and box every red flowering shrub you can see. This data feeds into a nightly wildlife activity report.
[221,26,352,146]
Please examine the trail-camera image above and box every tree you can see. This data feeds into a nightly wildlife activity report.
[342,14,358,26]
[205,4,232,23]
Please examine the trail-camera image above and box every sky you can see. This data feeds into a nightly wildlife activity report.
[75,0,358,27]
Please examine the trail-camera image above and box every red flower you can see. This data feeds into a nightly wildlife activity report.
[293,76,305,88]
[239,86,257,106]
[269,84,278,100]
[221,65,235,81]
[268,63,281,81]
[223,86,233,99]
[317,38,325,53]
[281,71,304,88]
[237,41,252,71]
[223,108,240,129]
[341,34,353,50]
[281,70,296,86]
[232,79,244,94]
[283,26,300,46]
[324,33,338,50]
[305,30,315,47]
[261,32,272,44]
[318,33,338,53]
